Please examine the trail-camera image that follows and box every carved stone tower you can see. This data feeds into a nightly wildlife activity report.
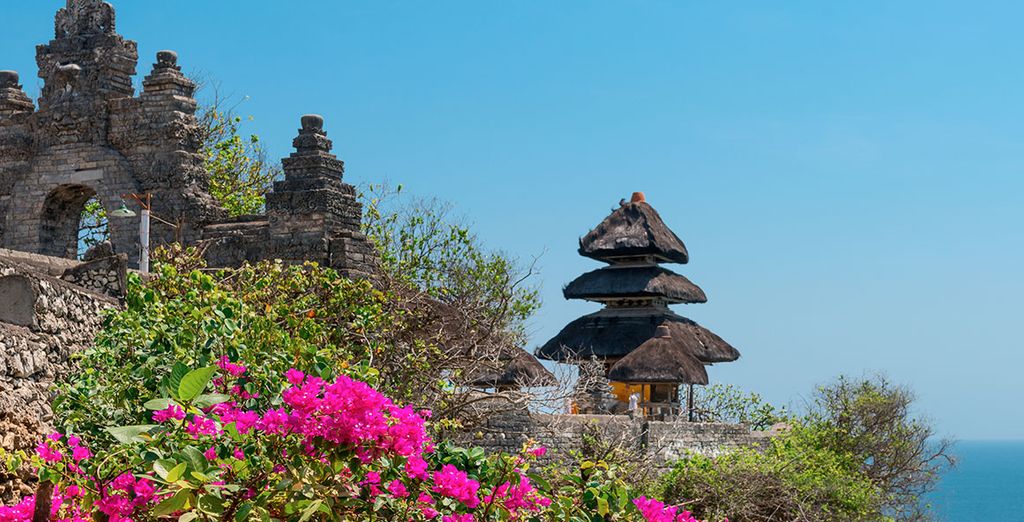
[0,0,222,265]
[0,1,376,276]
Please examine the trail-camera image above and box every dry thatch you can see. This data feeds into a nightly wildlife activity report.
[578,200,689,264]
[563,265,707,304]
[465,349,558,388]
[535,308,740,364]
[607,326,709,384]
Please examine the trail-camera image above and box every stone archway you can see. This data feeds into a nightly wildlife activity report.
[39,184,97,259]
[3,144,142,265]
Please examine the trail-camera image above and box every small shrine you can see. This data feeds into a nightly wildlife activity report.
[536,192,740,418]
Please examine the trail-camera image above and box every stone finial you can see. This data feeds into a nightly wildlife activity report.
[155,50,179,70]
[0,71,20,89]
[301,114,325,133]
[292,114,334,156]
[280,114,345,180]
[142,50,195,98]
[0,70,35,115]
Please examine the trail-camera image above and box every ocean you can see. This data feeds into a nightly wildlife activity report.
[929,440,1024,521]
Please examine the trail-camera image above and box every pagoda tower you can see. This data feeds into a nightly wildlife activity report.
[536,192,739,415]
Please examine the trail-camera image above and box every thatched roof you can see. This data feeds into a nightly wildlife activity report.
[578,194,689,264]
[535,308,739,364]
[466,349,558,388]
[607,326,709,384]
[563,265,707,304]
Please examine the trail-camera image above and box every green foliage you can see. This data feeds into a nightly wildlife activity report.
[692,383,788,431]
[362,183,540,350]
[659,422,891,522]
[53,247,403,445]
[808,375,954,521]
[539,458,643,522]
[660,375,954,522]
[199,108,281,216]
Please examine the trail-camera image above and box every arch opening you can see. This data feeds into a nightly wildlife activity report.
[39,184,100,259]
[78,195,109,259]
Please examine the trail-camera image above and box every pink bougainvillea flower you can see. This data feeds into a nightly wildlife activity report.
[217,356,248,377]
[35,441,63,463]
[432,464,480,508]
[152,404,185,423]
[285,368,306,386]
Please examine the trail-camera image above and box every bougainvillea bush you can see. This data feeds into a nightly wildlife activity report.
[1,361,715,522]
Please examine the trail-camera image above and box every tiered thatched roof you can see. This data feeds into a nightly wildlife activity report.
[607,326,708,384]
[537,192,740,388]
[578,197,689,264]
[535,308,739,364]
[563,265,707,304]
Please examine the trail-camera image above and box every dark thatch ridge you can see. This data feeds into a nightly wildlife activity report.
[607,331,709,384]
[578,201,689,264]
[563,265,707,304]
[535,308,740,364]
[466,349,558,388]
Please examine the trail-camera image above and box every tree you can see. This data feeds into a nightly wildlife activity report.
[808,375,955,521]
[196,96,281,216]
[361,183,546,422]
[76,196,107,259]
[659,375,955,522]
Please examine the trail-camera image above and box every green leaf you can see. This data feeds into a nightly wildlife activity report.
[597,496,610,516]
[168,363,190,400]
[298,500,323,522]
[193,394,231,409]
[179,366,217,402]
[154,459,177,480]
[182,446,207,472]
[153,490,189,517]
[106,425,157,444]
[166,462,187,483]
[198,494,225,515]
[144,398,174,411]
[234,503,254,522]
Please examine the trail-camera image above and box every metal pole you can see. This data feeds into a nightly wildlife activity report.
[139,208,151,274]
[688,384,695,422]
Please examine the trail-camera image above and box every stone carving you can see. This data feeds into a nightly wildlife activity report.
[55,0,116,38]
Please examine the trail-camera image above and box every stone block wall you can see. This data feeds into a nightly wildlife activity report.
[0,254,116,502]
[457,406,770,470]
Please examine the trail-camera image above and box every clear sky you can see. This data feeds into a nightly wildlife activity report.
[4,1,1023,440]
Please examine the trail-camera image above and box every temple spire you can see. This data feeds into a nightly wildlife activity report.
[55,0,116,38]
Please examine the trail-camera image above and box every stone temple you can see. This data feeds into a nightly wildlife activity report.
[0,0,375,277]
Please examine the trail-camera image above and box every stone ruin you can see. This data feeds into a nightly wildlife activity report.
[0,0,376,278]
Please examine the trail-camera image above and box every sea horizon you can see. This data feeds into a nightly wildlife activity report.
[929,439,1024,521]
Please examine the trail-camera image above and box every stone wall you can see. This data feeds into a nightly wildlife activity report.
[457,405,771,470]
[0,254,116,502]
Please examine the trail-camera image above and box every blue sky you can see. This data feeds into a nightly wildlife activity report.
[4,1,1023,439]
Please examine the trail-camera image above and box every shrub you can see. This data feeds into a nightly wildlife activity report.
[4,362,719,522]
[659,422,889,522]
